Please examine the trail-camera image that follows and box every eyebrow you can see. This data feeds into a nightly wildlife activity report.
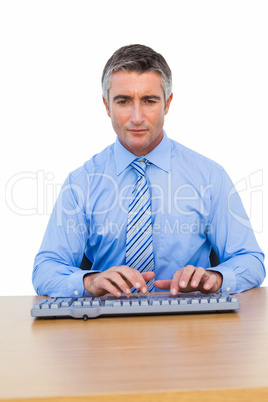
[113,95,161,102]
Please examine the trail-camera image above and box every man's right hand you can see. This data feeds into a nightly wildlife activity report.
[83,265,155,297]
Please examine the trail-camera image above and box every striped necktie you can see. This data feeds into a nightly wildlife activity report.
[126,158,155,292]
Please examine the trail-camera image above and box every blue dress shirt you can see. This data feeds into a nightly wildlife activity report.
[33,132,265,297]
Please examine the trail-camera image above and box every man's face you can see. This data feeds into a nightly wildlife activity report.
[103,71,173,156]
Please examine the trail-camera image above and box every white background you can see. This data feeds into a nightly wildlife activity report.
[1,0,267,295]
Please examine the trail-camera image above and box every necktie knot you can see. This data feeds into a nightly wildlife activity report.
[131,158,149,177]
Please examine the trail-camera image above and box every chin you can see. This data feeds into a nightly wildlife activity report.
[129,142,150,155]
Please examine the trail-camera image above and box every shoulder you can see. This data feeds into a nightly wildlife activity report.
[170,138,224,173]
[167,137,230,192]
[69,143,115,180]
[59,143,116,205]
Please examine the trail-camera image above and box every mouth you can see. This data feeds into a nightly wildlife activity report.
[127,128,148,134]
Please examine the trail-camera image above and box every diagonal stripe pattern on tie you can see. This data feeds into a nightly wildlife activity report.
[126,158,155,292]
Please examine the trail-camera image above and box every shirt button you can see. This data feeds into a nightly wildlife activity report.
[74,290,79,296]
[226,287,230,292]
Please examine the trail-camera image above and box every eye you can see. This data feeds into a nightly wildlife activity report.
[144,99,157,104]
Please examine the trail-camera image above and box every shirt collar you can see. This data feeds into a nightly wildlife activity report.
[114,130,171,175]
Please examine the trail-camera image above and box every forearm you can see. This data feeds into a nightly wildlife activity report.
[32,257,94,297]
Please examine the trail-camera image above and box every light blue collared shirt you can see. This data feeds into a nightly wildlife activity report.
[33,132,265,297]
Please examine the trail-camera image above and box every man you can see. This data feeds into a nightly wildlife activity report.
[33,44,265,298]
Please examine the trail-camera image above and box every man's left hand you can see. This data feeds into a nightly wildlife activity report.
[154,265,223,294]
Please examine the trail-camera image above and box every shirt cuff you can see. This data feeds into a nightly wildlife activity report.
[67,269,93,297]
[208,265,236,294]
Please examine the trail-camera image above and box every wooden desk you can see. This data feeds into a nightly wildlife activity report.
[0,287,268,402]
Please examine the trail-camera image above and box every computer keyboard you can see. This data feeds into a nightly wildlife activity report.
[31,292,240,320]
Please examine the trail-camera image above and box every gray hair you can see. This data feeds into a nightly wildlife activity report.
[101,44,172,104]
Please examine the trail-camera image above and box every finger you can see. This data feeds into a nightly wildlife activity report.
[140,271,155,293]
[170,269,185,295]
[190,267,206,288]
[178,265,196,288]
[141,271,155,281]
[107,271,133,295]
[122,271,154,289]
[122,266,150,293]
[91,269,131,296]
[154,279,172,290]
[93,277,122,297]
[106,266,142,291]
[201,273,218,292]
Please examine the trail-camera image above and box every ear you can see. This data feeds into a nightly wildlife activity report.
[102,96,111,117]
[164,93,173,115]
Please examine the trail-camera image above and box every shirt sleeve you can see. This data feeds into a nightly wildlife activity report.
[207,168,265,293]
[32,173,99,297]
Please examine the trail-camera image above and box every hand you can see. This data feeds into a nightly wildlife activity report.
[83,265,155,297]
[154,265,223,294]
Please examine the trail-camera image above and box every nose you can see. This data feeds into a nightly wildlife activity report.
[130,102,144,125]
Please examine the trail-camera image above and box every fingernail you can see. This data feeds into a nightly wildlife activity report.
[171,288,177,295]
[142,287,147,293]
[180,281,186,287]
[125,288,131,294]
[136,282,141,288]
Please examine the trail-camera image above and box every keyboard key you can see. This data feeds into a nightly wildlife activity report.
[219,297,227,303]
[41,302,50,309]
[209,298,217,304]
[61,298,73,307]
[141,300,149,306]
[83,300,91,306]
[230,296,238,303]
[51,302,60,309]
[104,300,114,306]
[162,300,170,305]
